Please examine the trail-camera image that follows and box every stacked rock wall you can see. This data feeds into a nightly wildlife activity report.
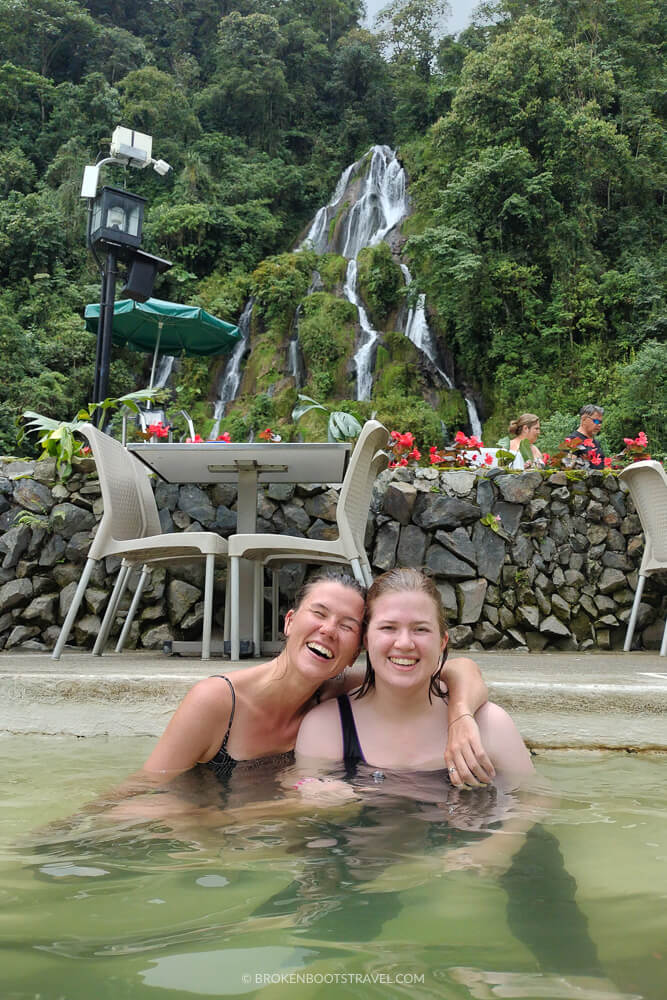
[0,456,664,653]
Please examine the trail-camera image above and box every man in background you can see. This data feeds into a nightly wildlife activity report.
[570,405,605,463]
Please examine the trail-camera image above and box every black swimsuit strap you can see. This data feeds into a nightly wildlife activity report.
[213,674,236,751]
[337,694,366,764]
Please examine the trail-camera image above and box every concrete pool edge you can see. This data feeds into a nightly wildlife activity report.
[1,649,666,750]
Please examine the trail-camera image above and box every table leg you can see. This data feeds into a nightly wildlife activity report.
[234,467,259,653]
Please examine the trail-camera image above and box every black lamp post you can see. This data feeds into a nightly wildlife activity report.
[82,128,172,411]
[89,187,147,405]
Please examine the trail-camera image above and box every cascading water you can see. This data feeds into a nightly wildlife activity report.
[341,146,407,259]
[153,354,175,390]
[465,397,483,440]
[335,147,409,400]
[298,144,483,432]
[209,298,253,438]
[400,264,483,435]
[400,264,452,388]
[301,163,357,253]
[344,260,378,401]
[288,304,306,389]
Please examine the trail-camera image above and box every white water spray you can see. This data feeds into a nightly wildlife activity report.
[209,299,253,438]
[344,260,378,401]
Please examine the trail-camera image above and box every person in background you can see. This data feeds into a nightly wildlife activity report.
[497,413,543,467]
[569,405,605,464]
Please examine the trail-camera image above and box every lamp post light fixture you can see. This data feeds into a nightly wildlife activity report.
[90,187,146,257]
[82,127,172,409]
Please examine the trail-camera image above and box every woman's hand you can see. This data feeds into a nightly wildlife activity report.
[445,712,496,787]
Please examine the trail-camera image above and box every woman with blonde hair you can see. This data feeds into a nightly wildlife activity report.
[498,413,543,467]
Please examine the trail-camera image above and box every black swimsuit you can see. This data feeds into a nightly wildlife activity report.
[337,694,366,768]
[207,675,238,773]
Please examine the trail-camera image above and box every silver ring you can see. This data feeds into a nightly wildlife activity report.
[448,766,456,773]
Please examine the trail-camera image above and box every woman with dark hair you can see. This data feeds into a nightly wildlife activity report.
[141,568,493,785]
[296,568,532,782]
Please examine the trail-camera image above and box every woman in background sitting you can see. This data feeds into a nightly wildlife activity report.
[497,413,543,468]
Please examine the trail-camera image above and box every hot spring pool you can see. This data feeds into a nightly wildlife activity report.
[1,735,665,1000]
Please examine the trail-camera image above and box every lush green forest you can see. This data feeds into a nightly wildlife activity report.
[0,0,664,456]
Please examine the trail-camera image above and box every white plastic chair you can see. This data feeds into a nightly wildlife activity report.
[52,423,228,661]
[260,448,389,644]
[227,420,389,659]
[619,460,667,656]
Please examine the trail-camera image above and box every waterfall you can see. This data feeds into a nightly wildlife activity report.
[341,146,407,259]
[301,162,358,253]
[401,267,484,438]
[400,265,452,388]
[209,298,253,438]
[288,304,306,388]
[152,354,174,390]
[344,260,378,401]
[465,396,483,440]
[298,144,483,435]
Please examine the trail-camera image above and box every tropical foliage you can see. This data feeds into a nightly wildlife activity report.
[0,0,664,457]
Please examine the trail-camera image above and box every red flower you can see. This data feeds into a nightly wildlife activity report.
[542,453,550,463]
[483,453,494,465]
[603,457,612,467]
[258,428,274,442]
[468,435,484,448]
[398,457,408,466]
[582,438,594,447]
[148,421,169,438]
[408,447,421,461]
[186,434,204,443]
[388,460,397,469]
[636,431,648,446]
[588,451,602,466]
[623,438,634,446]
[216,432,231,442]
[564,438,572,445]
[454,430,468,444]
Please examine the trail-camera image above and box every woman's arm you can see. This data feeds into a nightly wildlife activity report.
[475,701,534,782]
[442,656,495,787]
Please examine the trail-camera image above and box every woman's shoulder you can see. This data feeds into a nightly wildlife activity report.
[474,701,534,777]
[295,697,344,758]
[174,676,236,734]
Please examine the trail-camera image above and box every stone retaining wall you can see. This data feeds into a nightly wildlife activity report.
[0,456,664,653]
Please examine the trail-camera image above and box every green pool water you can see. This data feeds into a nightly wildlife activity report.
[1,736,665,1000]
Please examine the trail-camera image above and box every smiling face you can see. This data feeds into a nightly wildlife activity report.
[283,580,364,681]
[364,590,448,693]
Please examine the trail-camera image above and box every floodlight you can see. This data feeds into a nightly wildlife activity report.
[152,158,171,176]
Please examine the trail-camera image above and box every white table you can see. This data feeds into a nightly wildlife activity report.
[128,442,350,656]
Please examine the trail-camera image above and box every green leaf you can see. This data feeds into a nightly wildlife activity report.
[328,411,362,442]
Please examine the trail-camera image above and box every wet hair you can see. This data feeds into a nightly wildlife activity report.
[579,404,604,417]
[292,567,366,612]
[508,413,540,437]
[356,568,448,702]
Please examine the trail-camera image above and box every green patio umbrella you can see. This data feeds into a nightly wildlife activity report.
[84,297,241,389]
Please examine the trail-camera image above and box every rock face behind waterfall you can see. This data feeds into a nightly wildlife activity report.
[215,145,477,441]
